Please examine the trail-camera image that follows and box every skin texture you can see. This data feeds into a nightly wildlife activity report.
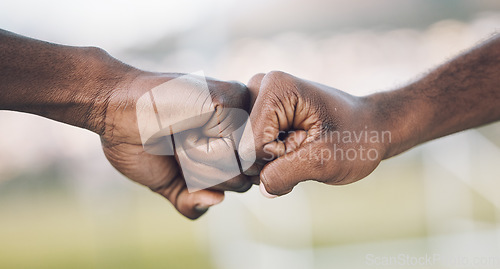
[240,71,386,196]
[242,34,500,197]
[0,29,253,219]
[101,72,253,219]
[2,27,499,214]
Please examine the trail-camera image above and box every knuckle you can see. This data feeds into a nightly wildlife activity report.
[262,71,299,99]
[83,46,110,58]
[265,70,289,82]
[227,80,249,96]
[211,80,250,110]
[249,73,265,84]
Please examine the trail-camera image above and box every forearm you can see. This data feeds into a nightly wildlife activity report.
[370,34,500,158]
[0,29,138,134]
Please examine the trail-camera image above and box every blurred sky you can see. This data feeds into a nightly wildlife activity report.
[1,1,500,269]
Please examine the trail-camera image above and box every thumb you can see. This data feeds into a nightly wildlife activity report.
[239,73,292,162]
[175,189,225,219]
[153,176,225,219]
[259,141,324,197]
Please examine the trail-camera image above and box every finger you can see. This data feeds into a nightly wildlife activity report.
[153,176,225,219]
[202,107,249,138]
[139,76,250,151]
[204,80,250,136]
[208,80,249,111]
[247,73,265,109]
[211,173,253,193]
[143,161,225,219]
[259,141,324,197]
[250,175,260,185]
[201,74,263,168]
[284,130,308,153]
[259,181,278,198]
[239,71,296,163]
[251,130,307,161]
[177,130,236,164]
[103,144,224,220]
[242,161,264,177]
[237,73,266,164]
[137,74,216,139]
[175,146,246,192]
[174,130,253,192]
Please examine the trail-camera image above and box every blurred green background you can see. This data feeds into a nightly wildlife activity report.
[1,0,500,268]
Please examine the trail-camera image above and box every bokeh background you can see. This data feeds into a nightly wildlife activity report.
[1,0,500,268]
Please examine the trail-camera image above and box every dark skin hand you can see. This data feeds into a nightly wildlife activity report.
[102,72,253,219]
[0,29,252,219]
[241,34,500,197]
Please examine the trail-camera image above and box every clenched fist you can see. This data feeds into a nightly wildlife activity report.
[101,71,254,219]
[240,71,392,197]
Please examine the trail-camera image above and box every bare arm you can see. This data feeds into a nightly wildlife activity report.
[0,29,253,219]
[243,34,500,197]
[372,34,500,159]
[0,29,132,133]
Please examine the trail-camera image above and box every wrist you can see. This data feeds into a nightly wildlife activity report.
[364,86,432,159]
[71,47,141,135]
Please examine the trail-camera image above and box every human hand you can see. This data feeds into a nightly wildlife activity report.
[240,71,393,197]
[100,71,253,219]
